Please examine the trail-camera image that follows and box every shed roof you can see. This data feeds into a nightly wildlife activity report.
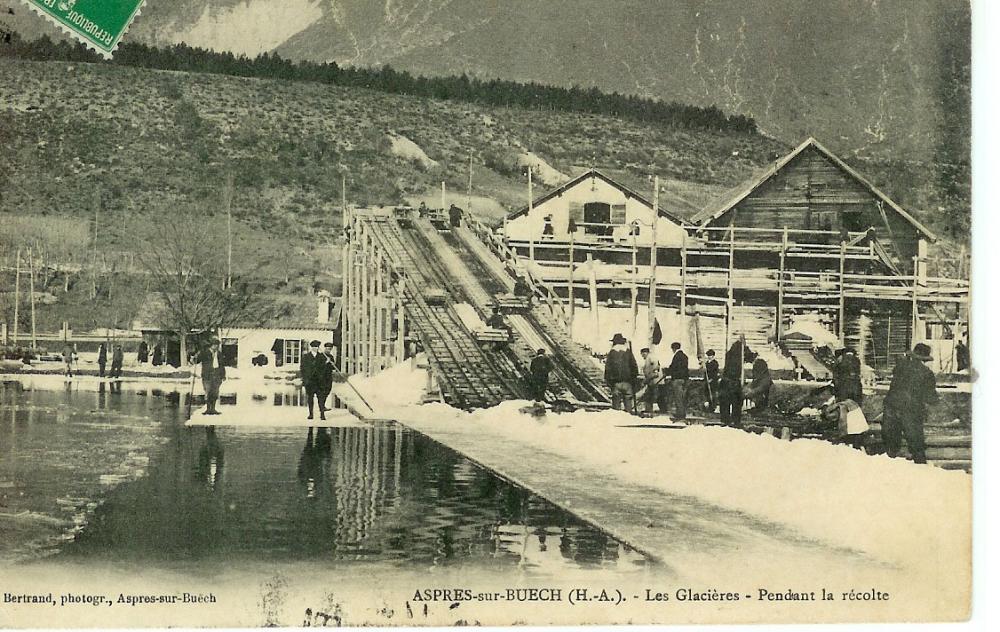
[507,168,688,225]
[690,138,937,242]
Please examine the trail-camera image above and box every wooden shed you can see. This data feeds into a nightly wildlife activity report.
[691,138,936,274]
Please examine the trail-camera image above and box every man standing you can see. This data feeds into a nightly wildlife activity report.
[665,342,689,420]
[97,343,108,378]
[528,348,554,402]
[316,342,338,418]
[882,343,939,464]
[639,347,660,417]
[719,341,745,427]
[300,340,326,420]
[604,333,638,413]
[110,344,124,379]
[833,347,863,403]
[198,339,226,415]
[704,349,720,412]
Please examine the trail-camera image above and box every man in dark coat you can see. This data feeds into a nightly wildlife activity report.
[137,340,149,364]
[956,339,969,372]
[718,341,745,427]
[300,340,328,420]
[882,343,939,464]
[316,342,338,415]
[448,204,463,228]
[528,348,554,401]
[110,345,124,379]
[604,333,638,412]
[704,349,720,412]
[197,339,226,415]
[665,342,690,420]
[97,343,108,377]
[833,347,863,403]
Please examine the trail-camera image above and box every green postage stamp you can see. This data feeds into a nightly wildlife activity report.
[20,0,145,57]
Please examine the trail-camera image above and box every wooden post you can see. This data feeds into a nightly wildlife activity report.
[527,166,533,216]
[373,254,382,372]
[725,228,735,350]
[567,229,575,327]
[224,172,233,290]
[680,230,687,319]
[341,239,351,373]
[587,253,598,318]
[395,278,406,363]
[631,230,638,336]
[360,227,370,375]
[0,323,6,345]
[441,181,446,212]
[91,194,99,300]
[911,255,920,345]
[28,248,36,349]
[648,176,659,342]
[838,240,846,344]
[467,151,473,215]
[528,238,535,262]
[12,248,20,343]
[777,227,787,340]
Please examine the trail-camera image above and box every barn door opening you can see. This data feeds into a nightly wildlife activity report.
[584,202,612,236]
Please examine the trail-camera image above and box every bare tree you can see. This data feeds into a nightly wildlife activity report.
[135,203,274,360]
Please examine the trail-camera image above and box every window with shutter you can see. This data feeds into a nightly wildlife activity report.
[611,204,627,224]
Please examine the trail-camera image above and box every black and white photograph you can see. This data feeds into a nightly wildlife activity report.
[0,0,983,627]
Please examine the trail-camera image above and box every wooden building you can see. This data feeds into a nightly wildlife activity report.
[495,140,967,373]
[691,137,935,275]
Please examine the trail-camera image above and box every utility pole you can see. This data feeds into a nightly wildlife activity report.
[441,181,446,211]
[12,248,20,344]
[28,248,36,350]
[224,172,233,290]
[91,192,99,300]
[467,152,474,214]
[648,175,659,343]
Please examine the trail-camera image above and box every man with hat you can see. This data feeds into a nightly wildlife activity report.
[300,340,330,420]
[317,342,339,416]
[882,342,939,464]
[638,347,660,417]
[528,348,554,402]
[832,346,863,403]
[605,333,638,412]
[197,338,226,415]
[664,341,690,420]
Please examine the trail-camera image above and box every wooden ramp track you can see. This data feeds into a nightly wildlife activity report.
[360,216,529,409]
[439,222,610,404]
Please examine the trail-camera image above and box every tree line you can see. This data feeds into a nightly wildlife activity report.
[2,32,758,134]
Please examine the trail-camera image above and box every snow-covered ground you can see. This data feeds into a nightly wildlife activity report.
[350,360,970,582]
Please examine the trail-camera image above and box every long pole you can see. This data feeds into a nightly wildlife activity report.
[12,248,20,343]
[467,151,473,214]
[441,181,446,211]
[648,176,659,342]
[838,240,846,344]
[528,167,533,216]
[224,172,233,290]
[568,229,575,327]
[28,248,36,349]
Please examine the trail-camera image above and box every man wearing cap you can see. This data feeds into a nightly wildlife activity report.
[639,347,660,417]
[704,349,720,412]
[605,333,638,412]
[300,340,328,420]
[882,343,939,464]
[665,341,690,420]
[528,348,554,402]
[197,338,226,415]
[317,342,339,416]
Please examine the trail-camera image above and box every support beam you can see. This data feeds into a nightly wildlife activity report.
[838,240,846,344]
[680,230,687,318]
[776,227,787,340]
[648,175,659,342]
[28,248,36,349]
[567,230,575,327]
[13,248,20,344]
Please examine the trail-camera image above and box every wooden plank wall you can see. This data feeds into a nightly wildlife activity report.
[709,147,920,272]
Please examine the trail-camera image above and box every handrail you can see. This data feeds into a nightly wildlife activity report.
[466,217,572,331]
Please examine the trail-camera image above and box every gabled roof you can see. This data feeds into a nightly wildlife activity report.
[507,168,688,225]
[690,138,937,242]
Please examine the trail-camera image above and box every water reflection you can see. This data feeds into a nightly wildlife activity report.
[2,384,647,574]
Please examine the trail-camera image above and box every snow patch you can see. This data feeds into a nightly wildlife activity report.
[516,152,569,186]
[785,313,840,347]
[387,133,438,169]
[164,0,323,57]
